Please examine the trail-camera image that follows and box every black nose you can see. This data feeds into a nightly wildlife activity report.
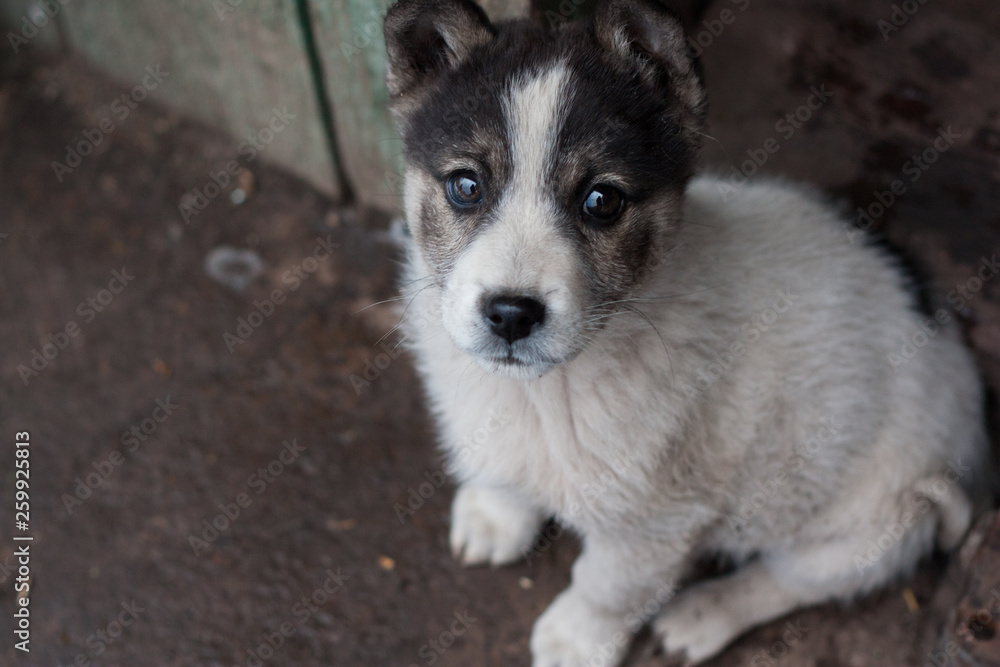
[483,295,546,343]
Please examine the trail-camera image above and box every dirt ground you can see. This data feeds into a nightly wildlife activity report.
[2,1,1000,666]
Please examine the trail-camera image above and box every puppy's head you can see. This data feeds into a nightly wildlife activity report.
[385,0,705,379]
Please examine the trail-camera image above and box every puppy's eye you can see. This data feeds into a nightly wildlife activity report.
[582,185,625,223]
[447,171,482,206]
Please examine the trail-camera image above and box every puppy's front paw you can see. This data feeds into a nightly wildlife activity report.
[449,484,543,566]
[654,584,737,665]
[531,589,630,667]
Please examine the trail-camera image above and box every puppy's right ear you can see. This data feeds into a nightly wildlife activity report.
[384,0,495,99]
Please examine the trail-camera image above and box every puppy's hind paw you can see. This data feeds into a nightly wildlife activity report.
[449,484,544,566]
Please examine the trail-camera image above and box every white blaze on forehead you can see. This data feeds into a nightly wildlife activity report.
[482,62,574,292]
[440,62,585,365]
[505,62,569,201]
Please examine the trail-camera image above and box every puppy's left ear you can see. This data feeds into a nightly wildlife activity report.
[593,0,705,122]
[384,0,495,100]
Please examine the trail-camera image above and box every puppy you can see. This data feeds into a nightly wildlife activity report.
[383,0,990,664]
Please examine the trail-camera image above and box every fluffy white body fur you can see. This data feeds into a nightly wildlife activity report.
[401,175,986,664]
[383,1,988,663]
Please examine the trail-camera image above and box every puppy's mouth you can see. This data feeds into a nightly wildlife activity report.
[496,353,526,366]
[476,350,562,379]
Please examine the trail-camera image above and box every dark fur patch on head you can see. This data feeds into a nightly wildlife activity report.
[397,23,551,276]
[384,0,495,101]
[397,20,557,277]
[546,20,704,305]
[387,0,706,301]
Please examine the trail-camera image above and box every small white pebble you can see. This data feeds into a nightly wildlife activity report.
[204,246,265,292]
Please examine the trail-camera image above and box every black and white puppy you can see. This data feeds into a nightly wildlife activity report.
[383,1,989,664]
